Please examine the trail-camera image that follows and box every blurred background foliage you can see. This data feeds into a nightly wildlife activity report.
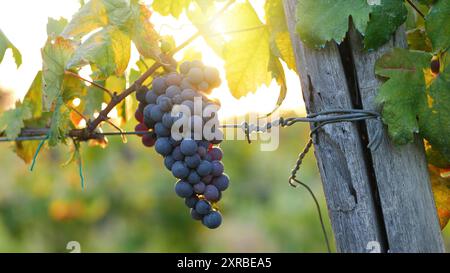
[0,88,449,252]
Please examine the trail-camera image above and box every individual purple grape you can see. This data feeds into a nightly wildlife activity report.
[202,211,222,229]
[211,160,224,176]
[162,113,174,128]
[155,137,172,156]
[171,161,189,179]
[145,90,158,104]
[172,94,183,104]
[166,72,182,86]
[152,77,167,95]
[180,61,191,75]
[164,155,175,171]
[142,133,156,147]
[181,89,196,101]
[155,122,170,137]
[166,85,181,98]
[193,182,206,194]
[136,85,148,103]
[185,154,201,168]
[197,160,212,176]
[209,147,223,161]
[180,139,198,156]
[175,180,193,198]
[212,174,229,191]
[134,123,148,137]
[197,146,207,158]
[187,171,201,185]
[150,105,164,122]
[185,195,199,208]
[204,185,220,201]
[202,175,213,184]
[172,146,184,161]
[180,78,194,90]
[135,108,144,123]
[157,96,173,112]
[195,200,211,215]
[143,104,156,128]
[191,208,203,221]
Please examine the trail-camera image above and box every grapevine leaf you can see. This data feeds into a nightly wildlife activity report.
[407,27,432,51]
[425,0,450,52]
[376,48,450,163]
[0,102,32,139]
[14,141,40,164]
[66,26,131,79]
[419,64,450,163]
[375,48,432,144]
[62,74,87,102]
[62,0,108,38]
[364,0,407,50]
[0,29,22,68]
[429,165,450,229]
[48,97,72,146]
[265,0,297,72]
[427,143,450,169]
[47,17,69,37]
[221,3,272,98]
[151,0,192,18]
[41,37,75,111]
[128,3,160,59]
[295,0,371,48]
[266,54,287,116]
[23,71,43,117]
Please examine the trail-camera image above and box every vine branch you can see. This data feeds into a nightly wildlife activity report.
[406,0,425,18]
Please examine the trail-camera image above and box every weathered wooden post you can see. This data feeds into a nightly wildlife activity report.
[283,0,445,253]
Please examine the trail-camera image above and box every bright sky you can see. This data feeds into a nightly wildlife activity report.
[0,0,305,118]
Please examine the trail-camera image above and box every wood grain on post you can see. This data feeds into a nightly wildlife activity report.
[283,0,445,252]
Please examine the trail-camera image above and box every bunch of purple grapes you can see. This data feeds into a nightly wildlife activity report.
[134,60,229,229]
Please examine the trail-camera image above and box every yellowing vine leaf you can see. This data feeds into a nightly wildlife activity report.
[429,165,450,229]
[67,26,131,79]
[42,37,75,111]
[221,2,272,98]
[265,0,296,72]
[0,29,22,68]
[62,0,108,38]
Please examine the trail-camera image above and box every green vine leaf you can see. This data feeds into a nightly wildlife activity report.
[0,102,32,139]
[376,48,450,162]
[42,37,75,111]
[66,26,131,79]
[129,3,160,59]
[364,0,407,50]
[48,97,72,146]
[296,0,371,48]
[0,29,22,68]
[47,17,69,37]
[425,0,450,52]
